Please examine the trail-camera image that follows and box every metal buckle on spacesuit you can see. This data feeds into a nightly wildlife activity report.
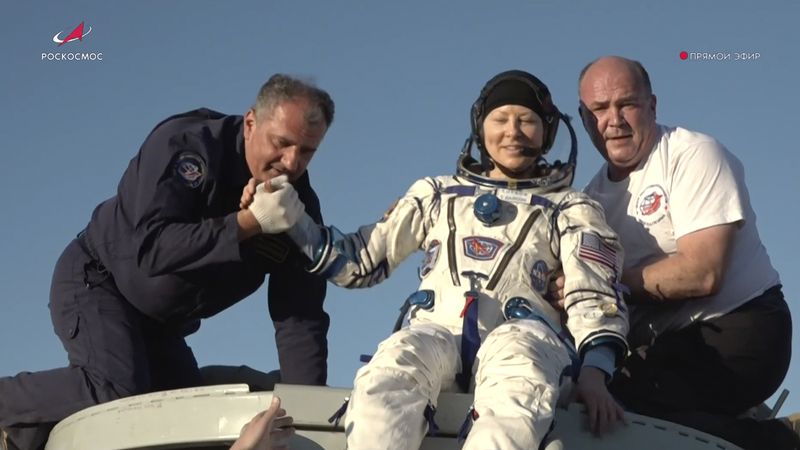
[473,193,501,224]
[461,271,488,295]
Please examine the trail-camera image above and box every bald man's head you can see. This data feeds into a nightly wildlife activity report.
[577,56,659,181]
[579,56,652,97]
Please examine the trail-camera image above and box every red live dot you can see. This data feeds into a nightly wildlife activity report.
[680,51,689,60]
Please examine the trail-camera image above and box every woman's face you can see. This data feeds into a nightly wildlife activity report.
[481,104,544,179]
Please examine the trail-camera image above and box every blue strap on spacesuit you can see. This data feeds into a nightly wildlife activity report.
[611,281,630,312]
[456,406,479,444]
[327,396,350,428]
[457,272,487,392]
[457,291,480,392]
[424,402,440,436]
[456,405,480,445]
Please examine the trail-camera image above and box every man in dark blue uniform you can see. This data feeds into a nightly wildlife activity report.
[0,74,334,450]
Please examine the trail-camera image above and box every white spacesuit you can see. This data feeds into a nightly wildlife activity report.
[268,71,629,450]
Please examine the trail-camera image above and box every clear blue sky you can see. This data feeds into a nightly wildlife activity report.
[2,0,799,418]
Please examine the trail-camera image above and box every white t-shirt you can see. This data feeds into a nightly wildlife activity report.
[584,125,780,345]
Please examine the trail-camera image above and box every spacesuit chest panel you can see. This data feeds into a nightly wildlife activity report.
[415,189,558,331]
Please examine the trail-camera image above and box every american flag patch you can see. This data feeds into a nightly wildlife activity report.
[578,233,617,271]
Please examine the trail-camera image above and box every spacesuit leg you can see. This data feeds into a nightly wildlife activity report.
[463,320,572,450]
[345,322,459,450]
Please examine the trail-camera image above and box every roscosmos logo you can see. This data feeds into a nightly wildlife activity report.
[42,21,103,62]
[52,22,92,46]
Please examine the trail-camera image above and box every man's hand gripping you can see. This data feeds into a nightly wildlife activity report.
[241,175,304,234]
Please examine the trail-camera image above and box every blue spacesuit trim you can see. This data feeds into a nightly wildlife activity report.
[306,226,332,274]
[443,185,477,196]
[424,402,440,436]
[443,184,556,209]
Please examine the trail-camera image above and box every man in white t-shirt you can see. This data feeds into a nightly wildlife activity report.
[573,55,797,450]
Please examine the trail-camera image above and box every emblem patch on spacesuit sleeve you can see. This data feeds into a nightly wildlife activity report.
[577,233,617,271]
[530,260,549,293]
[463,236,503,261]
[635,184,668,225]
[173,152,206,189]
[419,240,441,278]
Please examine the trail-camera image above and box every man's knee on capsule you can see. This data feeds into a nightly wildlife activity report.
[83,367,151,401]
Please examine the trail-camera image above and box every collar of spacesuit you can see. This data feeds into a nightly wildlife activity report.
[455,154,575,191]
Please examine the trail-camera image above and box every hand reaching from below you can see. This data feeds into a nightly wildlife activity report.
[230,396,295,450]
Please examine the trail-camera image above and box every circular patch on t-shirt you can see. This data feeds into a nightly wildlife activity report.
[635,184,668,225]
[173,152,206,189]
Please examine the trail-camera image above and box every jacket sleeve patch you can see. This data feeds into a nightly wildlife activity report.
[173,152,206,189]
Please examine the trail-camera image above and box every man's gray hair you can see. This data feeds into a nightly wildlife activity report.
[253,74,335,127]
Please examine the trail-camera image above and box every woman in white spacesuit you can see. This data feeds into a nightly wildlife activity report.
[241,70,630,450]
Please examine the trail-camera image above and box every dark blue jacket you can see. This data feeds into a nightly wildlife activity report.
[84,108,329,384]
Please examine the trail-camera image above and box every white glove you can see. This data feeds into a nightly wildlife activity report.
[248,175,305,234]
